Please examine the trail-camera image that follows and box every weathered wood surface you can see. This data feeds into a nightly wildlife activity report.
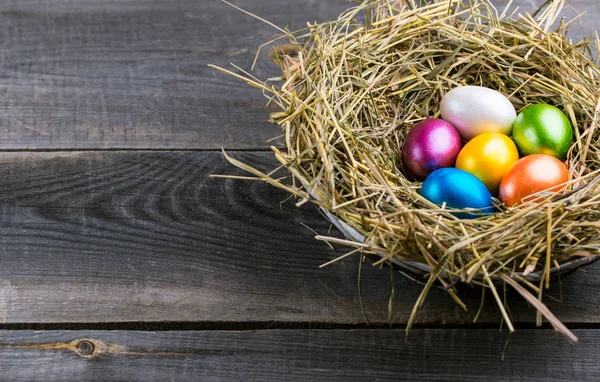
[0,329,596,381]
[0,0,599,379]
[0,150,598,326]
[0,0,349,150]
[0,0,595,150]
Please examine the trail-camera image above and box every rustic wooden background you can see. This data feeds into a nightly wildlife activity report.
[0,0,598,380]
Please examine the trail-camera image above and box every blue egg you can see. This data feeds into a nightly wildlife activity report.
[421,168,495,219]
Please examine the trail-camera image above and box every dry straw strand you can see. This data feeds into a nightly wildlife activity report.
[211,0,600,342]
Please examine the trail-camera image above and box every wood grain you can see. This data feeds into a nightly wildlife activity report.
[0,0,596,150]
[0,1,598,379]
[0,329,597,381]
[0,150,598,326]
[0,0,349,150]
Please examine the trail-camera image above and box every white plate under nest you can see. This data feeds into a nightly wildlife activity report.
[306,186,598,283]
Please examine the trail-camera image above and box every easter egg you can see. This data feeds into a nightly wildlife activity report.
[455,133,519,195]
[440,86,517,140]
[512,104,573,159]
[402,118,462,179]
[421,168,495,219]
[499,154,570,207]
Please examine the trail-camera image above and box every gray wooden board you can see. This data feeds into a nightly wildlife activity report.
[0,150,598,326]
[0,0,350,150]
[0,0,596,150]
[0,329,597,381]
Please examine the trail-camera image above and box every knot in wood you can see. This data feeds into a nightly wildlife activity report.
[76,340,95,356]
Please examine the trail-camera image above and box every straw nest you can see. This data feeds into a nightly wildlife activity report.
[212,0,600,342]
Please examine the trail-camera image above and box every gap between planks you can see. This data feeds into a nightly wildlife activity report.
[1,321,600,331]
[0,148,275,153]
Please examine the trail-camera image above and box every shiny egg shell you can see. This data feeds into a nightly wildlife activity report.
[455,133,519,195]
[421,168,495,219]
[440,86,517,140]
[402,118,462,180]
[512,104,573,159]
[499,154,570,207]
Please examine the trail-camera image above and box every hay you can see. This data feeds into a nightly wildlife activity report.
[211,0,600,342]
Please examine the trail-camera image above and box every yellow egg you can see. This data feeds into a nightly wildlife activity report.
[455,133,519,195]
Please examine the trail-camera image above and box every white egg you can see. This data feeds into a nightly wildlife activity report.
[440,86,516,140]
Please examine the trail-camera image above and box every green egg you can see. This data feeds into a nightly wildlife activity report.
[512,104,573,159]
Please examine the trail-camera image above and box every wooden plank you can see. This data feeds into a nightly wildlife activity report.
[0,329,597,381]
[0,0,350,150]
[0,150,598,325]
[0,0,596,150]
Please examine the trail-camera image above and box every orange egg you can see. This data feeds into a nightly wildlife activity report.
[499,154,570,207]
[455,133,519,195]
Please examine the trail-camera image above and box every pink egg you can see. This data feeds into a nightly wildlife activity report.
[402,118,462,179]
